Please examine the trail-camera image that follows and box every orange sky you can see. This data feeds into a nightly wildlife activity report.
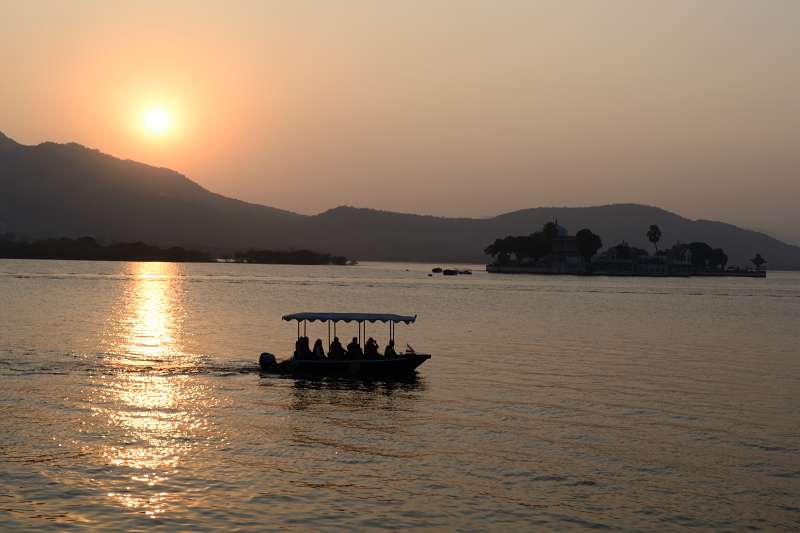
[1,1,799,243]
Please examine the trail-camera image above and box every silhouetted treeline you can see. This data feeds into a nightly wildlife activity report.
[484,222,603,268]
[228,248,348,265]
[0,236,212,262]
[485,222,567,264]
[0,235,350,265]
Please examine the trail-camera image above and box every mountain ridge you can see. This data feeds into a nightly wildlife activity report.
[2,133,799,268]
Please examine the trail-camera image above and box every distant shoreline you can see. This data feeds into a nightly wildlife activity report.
[0,237,350,266]
[0,257,354,266]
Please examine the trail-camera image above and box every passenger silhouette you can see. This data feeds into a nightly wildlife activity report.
[365,337,379,358]
[346,337,363,359]
[373,338,382,357]
[312,338,325,359]
[384,340,397,358]
[294,336,312,360]
[328,336,345,359]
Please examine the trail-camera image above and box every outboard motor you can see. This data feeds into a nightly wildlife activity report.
[259,352,277,371]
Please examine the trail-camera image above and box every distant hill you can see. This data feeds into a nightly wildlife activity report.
[301,205,800,269]
[0,132,301,252]
[2,132,799,269]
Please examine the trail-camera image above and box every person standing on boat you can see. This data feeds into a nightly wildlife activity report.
[346,337,363,359]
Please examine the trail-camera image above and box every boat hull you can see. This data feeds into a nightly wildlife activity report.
[261,354,431,377]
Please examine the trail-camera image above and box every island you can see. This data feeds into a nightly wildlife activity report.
[485,223,767,277]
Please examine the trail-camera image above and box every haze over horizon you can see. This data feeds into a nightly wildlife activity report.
[2,1,798,244]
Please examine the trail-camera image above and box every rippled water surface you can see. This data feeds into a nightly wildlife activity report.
[1,260,798,531]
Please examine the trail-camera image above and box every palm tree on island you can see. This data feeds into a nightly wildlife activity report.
[646,224,662,254]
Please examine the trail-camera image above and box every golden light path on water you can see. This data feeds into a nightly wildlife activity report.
[92,262,216,518]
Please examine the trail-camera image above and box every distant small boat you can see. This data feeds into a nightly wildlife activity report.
[434,267,472,276]
[259,312,431,377]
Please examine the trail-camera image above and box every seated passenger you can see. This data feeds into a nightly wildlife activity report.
[384,340,397,358]
[293,337,304,359]
[328,336,345,359]
[312,339,325,359]
[364,337,379,358]
[295,336,312,360]
[346,337,363,359]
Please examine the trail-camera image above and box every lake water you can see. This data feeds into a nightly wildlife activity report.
[0,260,798,531]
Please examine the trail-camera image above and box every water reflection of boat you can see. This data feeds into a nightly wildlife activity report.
[259,312,431,378]
[287,375,425,413]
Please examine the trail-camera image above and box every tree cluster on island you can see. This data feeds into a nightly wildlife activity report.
[640,225,765,271]
[484,222,603,268]
[0,235,349,265]
[485,223,766,272]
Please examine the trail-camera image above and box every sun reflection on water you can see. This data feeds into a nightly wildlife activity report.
[93,262,216,518]
[117,265,183,364]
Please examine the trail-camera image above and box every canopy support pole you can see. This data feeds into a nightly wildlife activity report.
[327,321,331,349]
[297,321,300,339]
[303,320,307,337]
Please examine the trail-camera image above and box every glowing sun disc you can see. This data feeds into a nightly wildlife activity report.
[142,108,172,135]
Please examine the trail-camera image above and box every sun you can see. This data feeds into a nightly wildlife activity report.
[142,108,172,135]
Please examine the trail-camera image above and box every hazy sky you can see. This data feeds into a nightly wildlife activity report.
[2,1,798,243]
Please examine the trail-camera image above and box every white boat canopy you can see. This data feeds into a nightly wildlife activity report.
[281,312,417,324]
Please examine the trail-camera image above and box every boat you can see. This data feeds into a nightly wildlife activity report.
[259,312,431,377]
